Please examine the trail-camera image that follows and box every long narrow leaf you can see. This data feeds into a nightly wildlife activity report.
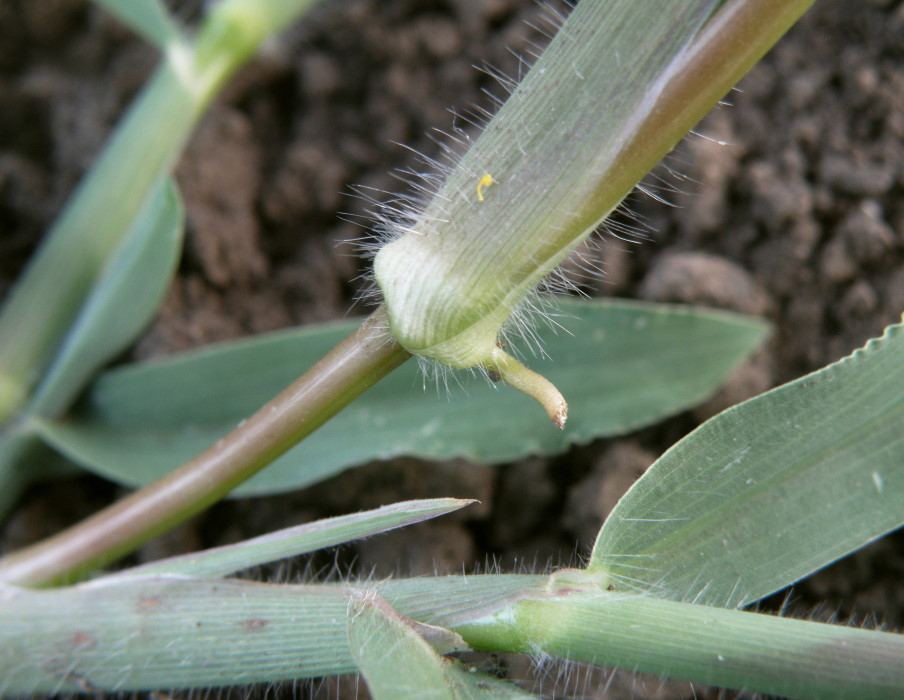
[91,0,183,49]
[35,299,767,495]
[0,64,201,423]
[0,180,181,520]
[0,0,319,425]
[109,498,474,579]
[591,322,904,608]
[27,179,183,419]
[0,577,354,694]
[349,593,465,700]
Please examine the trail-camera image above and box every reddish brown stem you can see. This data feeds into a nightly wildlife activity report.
[0,308,410,586]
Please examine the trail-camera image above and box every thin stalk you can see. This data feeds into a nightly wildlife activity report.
[455,587,904,700]
[0,310,410,586]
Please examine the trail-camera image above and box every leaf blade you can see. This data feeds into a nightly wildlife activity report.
[28,179,183,419]
[0,577,355,693]
[91,0,183,49]
[349,593,464,700]
[35,299,768,495]
[109,498,474,579]
[0,574,547,694]
[590,322,904,607]
[350,592,534,699]
[3,573,901,697]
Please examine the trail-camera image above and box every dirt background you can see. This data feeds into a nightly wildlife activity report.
[1,0,903,697]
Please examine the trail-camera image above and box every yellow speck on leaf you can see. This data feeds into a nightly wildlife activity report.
[476,173,495,202]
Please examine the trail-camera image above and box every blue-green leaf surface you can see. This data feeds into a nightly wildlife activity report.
[36,299,767,496]
[0,574,547,694]
[591,322,904,608]
[27,179,183,419]
[3,573,901,696]
[349,593,533,699]
[109,498,474,579]
[349,593,464,700]
[91,0,182,49]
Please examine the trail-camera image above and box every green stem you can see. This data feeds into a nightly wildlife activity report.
[373,0,814,418]
[0,310,410,586]
[455,586,904,700]
[4,572,899,696]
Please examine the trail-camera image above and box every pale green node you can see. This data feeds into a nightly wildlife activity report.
[374,233,528,370]
[376,218,575,431]
[374,198,593,428]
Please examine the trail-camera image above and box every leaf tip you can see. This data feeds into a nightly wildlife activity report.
[552,401,568,430]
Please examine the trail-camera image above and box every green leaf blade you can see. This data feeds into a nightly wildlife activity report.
[36,299,768,495]
[0,574,547,694]
[350,592,533,700]
[0,0,321,425]
[349,593,463,700]
[27,179,183,419]
[4,573,900,697]
[0,63,201,424]
[591,322,904,608]
[91,0,183,49]
[110,498,474,579]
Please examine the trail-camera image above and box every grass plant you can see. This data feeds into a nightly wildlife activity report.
[1,0,902,697]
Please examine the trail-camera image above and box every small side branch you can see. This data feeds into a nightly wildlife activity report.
[487,347,567,429]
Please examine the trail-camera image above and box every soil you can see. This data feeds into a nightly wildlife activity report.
[1,0,903,698]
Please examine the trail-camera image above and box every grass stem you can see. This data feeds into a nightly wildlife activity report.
[456,588,904,699]
[0,309,410,586]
